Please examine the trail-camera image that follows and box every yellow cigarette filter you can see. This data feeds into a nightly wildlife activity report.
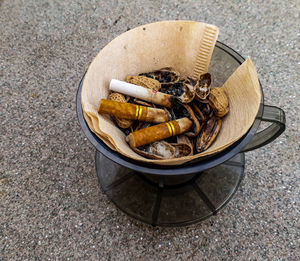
[98,99,169,123]
[126,118,193,148]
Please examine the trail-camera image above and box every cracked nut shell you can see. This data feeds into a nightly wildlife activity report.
[125,75,161,90]
[208,87,229,117]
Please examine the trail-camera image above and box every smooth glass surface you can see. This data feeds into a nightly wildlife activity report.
[209,42,245,86]
[96,151,245,226]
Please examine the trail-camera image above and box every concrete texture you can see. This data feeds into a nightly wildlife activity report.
[1,0,299,260]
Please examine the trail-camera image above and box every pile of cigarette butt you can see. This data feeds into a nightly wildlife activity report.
[98,68,229,160]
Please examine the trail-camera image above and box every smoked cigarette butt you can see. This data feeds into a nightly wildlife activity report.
[126,118,192,148]
[110,79,173,108]
[98,99,169,123]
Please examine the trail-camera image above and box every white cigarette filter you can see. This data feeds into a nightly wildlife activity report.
[109,79,173,108]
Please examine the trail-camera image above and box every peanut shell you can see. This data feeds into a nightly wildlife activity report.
[125,75,161,91]
[108,92,134,129]
[208,87,229,117]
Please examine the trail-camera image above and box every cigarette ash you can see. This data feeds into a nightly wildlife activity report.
[149,142,174,158]
[160,82,185,96]
[158,72,173,83]
[171,100,190,119]
[139,68,180,84]
[138,144,149,152]
[137,142,174,159]
[196,73,212,100]
[192,100,213,125]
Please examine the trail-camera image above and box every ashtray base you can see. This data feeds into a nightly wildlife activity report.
[95,151,245,227]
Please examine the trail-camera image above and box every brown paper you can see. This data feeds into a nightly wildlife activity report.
[81,20,261,165]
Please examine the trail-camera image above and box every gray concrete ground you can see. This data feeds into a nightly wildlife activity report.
[1,0,299,260]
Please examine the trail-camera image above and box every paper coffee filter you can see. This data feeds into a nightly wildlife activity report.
[81,20,261,165]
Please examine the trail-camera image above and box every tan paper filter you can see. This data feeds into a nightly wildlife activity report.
[81,20,261,165]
